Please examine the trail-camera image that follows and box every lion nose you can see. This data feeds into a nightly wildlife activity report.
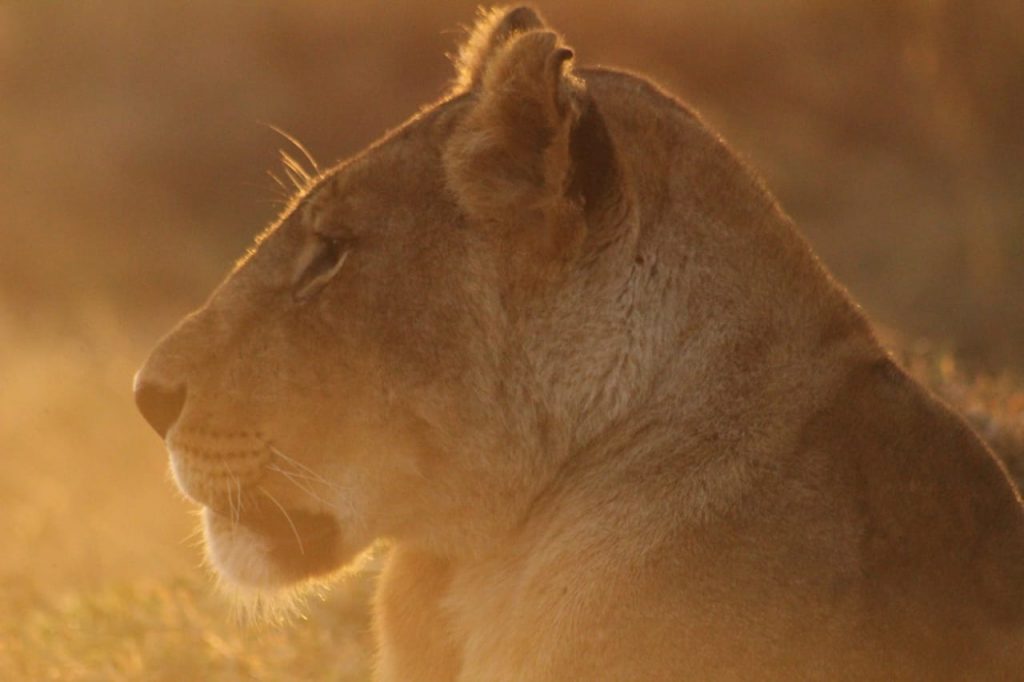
[133,375,187,439]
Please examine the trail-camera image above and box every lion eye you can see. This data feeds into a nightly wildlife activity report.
[293,235,350,302]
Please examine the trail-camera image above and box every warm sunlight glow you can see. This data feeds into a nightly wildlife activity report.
[2,1,1022,679]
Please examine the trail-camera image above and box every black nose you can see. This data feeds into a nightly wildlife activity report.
[134,380,187,439]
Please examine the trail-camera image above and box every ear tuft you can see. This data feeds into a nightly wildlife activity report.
[477,30,576,111]
[454,5,547,91]
[444,27,589,264]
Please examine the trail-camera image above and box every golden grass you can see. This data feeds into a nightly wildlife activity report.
[0,576,374,681]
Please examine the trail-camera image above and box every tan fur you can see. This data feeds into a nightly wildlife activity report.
[135,7,1024,680]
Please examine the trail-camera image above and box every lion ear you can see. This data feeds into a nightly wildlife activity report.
[444,29,584,246]
[454,6,547,91]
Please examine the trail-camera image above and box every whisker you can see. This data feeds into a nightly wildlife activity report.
[266,170,291,197]
[223,473,235,526]
[236,476,245,521]
[259,486,305,556]
[266,463,335,510]
[281,150,311,184]
[266,445,337,488]
[227,472,241,526]
[282,160,308,193]
[264,122,321,175]
[268,463,336,489]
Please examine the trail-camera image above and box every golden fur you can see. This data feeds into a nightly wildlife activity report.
[135,7,1024,680]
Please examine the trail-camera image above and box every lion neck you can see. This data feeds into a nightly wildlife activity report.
[504,151,877,547]
[417,72,880,560]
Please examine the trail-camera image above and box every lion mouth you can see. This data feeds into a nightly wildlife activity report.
[165,435,346,585]
[207,501,343,581]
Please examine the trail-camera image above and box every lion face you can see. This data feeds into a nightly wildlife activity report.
[135,120,497,587]
[134,18,631,590]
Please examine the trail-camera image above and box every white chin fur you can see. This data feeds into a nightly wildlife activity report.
[202,507,293,590]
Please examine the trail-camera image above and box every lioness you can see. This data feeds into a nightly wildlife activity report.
[134,7,1024,680]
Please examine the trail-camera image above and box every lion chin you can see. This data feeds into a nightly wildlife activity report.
[202,505,344,590]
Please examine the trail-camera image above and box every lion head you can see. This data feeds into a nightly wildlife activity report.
[134,7,639,591]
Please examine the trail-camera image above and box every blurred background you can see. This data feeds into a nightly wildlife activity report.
[1,1,1021,679]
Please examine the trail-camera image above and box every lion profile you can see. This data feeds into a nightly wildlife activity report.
[135,6,1024,680]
